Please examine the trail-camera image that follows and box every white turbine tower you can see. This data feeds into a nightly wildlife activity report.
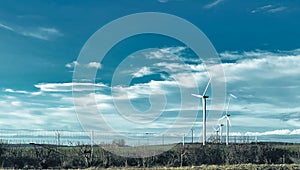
[220,94,237,145]
[192,78,211,146]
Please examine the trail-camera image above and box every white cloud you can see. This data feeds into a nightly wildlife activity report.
[0,21,62,40]
[22,27,62,40]
[2,47,300,142]
[243,129,300,136]
[132,67,153,78]
[11,101,22,107]
[65,61,79,68]
[251,4,273,13]
[154,62,205,73]
[4,88,42,96]
[157,0,184,3]
[290,129,300,135]
[39,27,60,34]
[222,50,300,83]
[158,0,168,3]
[0,23,14,31]
[204,0,224,9]
[220,50,273,60]
[5,88,28,94]
[267,6,287,13]
[35,82,108,92]
[145,46,186,61]
[65,61,101,70]
[87,62,102,69]
[251,5,287,14]
[0,95,79,130]
[111,80,177,100]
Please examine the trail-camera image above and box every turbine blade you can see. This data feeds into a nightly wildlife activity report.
[214,126,220,131]
[202,78,211,96]
[191,93,203,98]
[218,115,226,121]
[230,93,237,99]
[227,116,231,126]
[226,97,231,112]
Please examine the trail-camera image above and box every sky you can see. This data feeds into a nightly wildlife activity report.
[0,0,300,144]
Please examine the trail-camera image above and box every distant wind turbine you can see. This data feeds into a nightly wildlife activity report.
[213,126,219,143]
[192,78,211,146]
[218,123,224,143]
[219,93,237,145]
[214,123,224,143]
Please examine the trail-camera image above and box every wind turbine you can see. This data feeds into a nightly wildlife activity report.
[219,94,237,145]
[213,126,219,143]
[213,123,223,143]
[192,78,211,145]
[218,123,224,143]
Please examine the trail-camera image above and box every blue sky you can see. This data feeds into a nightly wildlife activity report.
[1,0,300,143]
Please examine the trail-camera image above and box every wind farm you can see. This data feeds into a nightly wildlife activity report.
[191,77,239,146]
[1,0,300,169]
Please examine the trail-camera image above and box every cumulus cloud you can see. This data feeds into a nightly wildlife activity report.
[0,95,80,131]
[87,62,102,69]
[111,80,177,100]
[145,46,186,61]
[65,61,101,70]
[132,67,153,78]
[290,129,300,135]
[243,129,300,136]
[2,47,300,142]
[65,61,79,68]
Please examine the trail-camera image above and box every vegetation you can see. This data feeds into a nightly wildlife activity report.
[0,142,300,169]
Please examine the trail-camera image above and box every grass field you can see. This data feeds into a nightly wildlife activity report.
[87,164,300,170]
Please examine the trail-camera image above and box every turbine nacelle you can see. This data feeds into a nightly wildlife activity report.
[219,115,231,126]
[191,94,209,99]
[191,78,211,99]
[203,95,209,99]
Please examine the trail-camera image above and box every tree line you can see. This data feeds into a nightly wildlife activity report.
[0,142,299,169]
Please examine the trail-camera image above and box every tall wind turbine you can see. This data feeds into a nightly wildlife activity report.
[220,94,237,145]
[192,78,211,145]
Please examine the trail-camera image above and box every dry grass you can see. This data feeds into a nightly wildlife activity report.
[86,164,300,170]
